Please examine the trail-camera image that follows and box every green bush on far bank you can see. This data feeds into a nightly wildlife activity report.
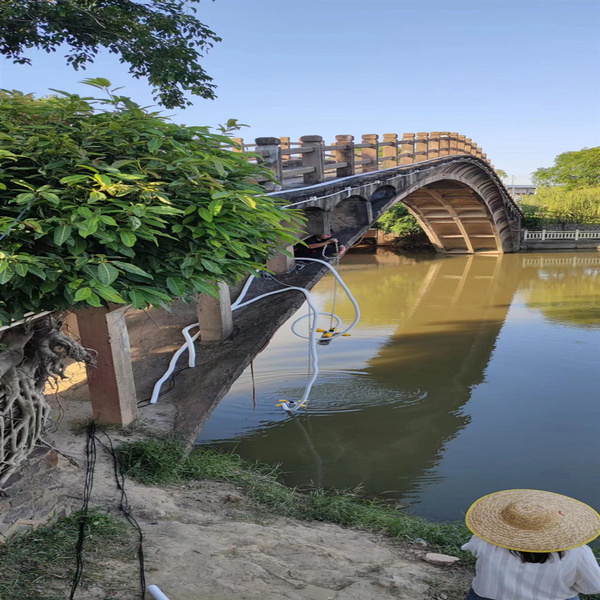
[376,203,423,236]
[521,186,600,228]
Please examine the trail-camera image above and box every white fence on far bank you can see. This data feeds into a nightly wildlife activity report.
[522,229,600,241]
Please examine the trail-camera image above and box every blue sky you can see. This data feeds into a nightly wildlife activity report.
[1,0,599,183]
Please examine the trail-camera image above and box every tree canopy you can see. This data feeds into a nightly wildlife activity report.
[0,81,300,326]
[532,147,600,190]
[0,0,220,108]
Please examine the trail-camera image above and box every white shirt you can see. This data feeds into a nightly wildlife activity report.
[462,535,600,600]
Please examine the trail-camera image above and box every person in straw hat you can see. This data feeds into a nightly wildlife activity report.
[462,489,600,600]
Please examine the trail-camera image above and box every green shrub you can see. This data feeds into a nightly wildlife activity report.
[377,203,422,236]
[520,186,600,227]
[0,80,301,325]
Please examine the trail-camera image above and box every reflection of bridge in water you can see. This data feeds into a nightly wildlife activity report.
[206,252,520,497]
[198,250,600,518]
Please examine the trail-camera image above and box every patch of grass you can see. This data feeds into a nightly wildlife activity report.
[119,438,473,559]
[0,510,137,600]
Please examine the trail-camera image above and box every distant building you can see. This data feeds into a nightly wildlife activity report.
[506,184,536,201]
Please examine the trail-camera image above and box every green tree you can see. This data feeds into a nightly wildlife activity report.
[532,147,600,190]
[495,169,508,180]
[377,203,422,236]
[0,81,301,325]
[0,81,301,485]
[0,0,220,108]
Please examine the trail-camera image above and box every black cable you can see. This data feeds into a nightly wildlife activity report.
[137,366,191,407]
[69,421,97,600]
[0,201,34,242]
[95,427,147,599]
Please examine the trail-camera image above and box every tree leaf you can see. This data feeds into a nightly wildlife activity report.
[0,267,14,284]
[148,137,163,152]
[86,291,103,307]
[200,258,222,274]
[14,263,29,277]
[74,287,93,301]
[96,263,119,285]
[120,231,137,247]
[60,174,88,184]
[166,277,187,297]
[129,289,148,309]
[94,284,126,304]
[53,225,72,246]
[111,261,153,279]
[28,265,47,280]
[78,218,98,237]
[39,191,60,205]
[198,207,213,222]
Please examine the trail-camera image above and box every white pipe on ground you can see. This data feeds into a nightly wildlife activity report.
[147,584,170,600]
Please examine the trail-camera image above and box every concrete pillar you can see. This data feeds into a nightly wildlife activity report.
[381,133,398,168]
[457,134,466,154]
[255,137,282,190]
[414,132,429,162]
[361,134,379,173]
[399,133,415,165]
[231,137,244,152]
[448,132,459,155]
[333,134,355,177]
[267,243,295,274]
[428,132,440,159]
[198,282,233,342]
[439,132,450,156]
[75,306,137,426]
[305,209,332,235]
[300,135,324,185]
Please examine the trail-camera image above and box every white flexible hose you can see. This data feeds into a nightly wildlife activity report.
[150,259,360,411]
[147,585,170,600]
[296,257,361,333]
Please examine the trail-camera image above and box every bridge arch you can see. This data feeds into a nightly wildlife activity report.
[273,156,521,254]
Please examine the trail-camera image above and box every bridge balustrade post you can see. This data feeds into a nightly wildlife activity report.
[231,137,245,152]
[414,132,429,162]
[399,133,415,164]
[299,135,324,185]
[438,132,450,156]
[448,132,459,155]
[361,134,379,173]
[457,134,466,154]
[381,133,398,169]
[465,138,474,155]
[279,137,291,171]
[475,146,483,159]
[481,153,488,162]
[198,282,233,342]
[255,137,282,191]
[428,132,440,159]
[333,134,355,177]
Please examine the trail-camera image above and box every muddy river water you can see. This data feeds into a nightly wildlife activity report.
[198,250,600,522]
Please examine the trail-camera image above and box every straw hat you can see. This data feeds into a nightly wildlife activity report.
[466,489,600,552]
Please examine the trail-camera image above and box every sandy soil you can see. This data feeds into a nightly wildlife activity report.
[0,397,470,599]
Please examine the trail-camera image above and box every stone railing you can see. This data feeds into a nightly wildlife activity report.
[523,229,600,240]
[231,132,493,189]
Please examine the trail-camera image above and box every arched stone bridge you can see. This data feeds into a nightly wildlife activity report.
[236,132,522,255]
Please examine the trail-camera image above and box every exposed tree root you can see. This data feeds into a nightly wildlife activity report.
[0,313,95,490]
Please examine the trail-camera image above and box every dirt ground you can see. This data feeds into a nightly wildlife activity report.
[0,395,471,599]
